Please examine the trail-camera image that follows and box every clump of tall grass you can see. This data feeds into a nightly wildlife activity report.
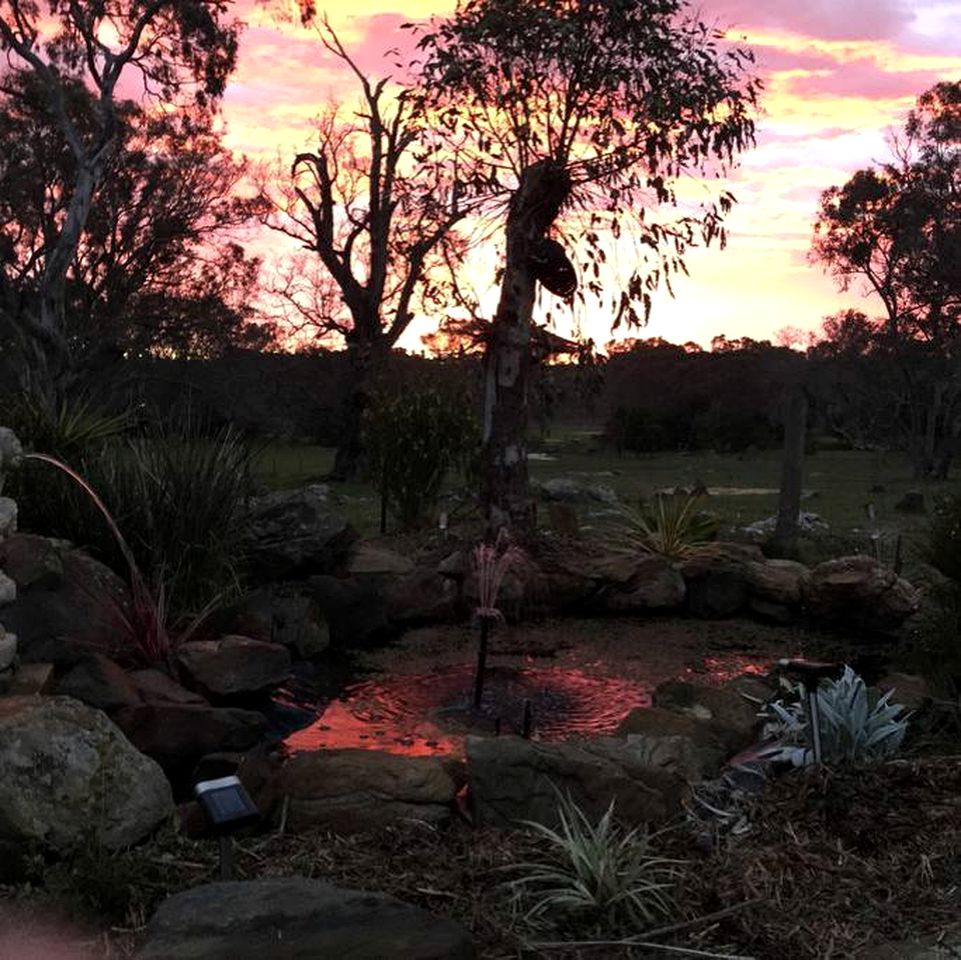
[502,790,682,938]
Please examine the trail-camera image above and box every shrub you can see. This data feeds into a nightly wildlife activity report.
[6,389,132,539]
[87,416,254,616]
[760,665,908,766]
[365,385,478,530]
[502,791,681,937]
[617,492,719,560]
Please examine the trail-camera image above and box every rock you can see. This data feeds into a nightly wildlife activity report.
[743,511,829,539]
[894,490,926,514]
[802,555,920,634]
[348,543,415,575]
[277,749,456,833]
[745,559,807,606]
[547,502,581,537]
[385,569,460,625]
[747,597,794,624]
[681,543,759,619]
[114,703,267,774]
[437,549,469,581]
[242,485,357,580]
[467,735,686,830]
[0,569,16,605]
[0,630,16,672]
[234,592,331,660]
[0,696,172,853]
[131,668,208,705]
[614,707,728,778]
[6,661,54,695]
[540,477,585,501]
[0,427,23,475]
[177,636,290,698]
[876,672,931,715]
[0,497,16,538]
[0,533,64,589]
[56,653,142,712]
[586,483,618,505]
[308,574,393,645]
[0,538,130,657]
[651,680,759,754]
[138,878,475,960]
[591,554,686,613]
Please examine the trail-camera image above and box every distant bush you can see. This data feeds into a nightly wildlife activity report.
[365,385,479,530]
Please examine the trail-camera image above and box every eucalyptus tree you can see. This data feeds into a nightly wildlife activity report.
[0,0,241,394]
[0,70,269,373]
[264,17,475,480]
[813,82,961,478]
[415,0,760,528]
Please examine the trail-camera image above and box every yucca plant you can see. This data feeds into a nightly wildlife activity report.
[503,791,682,936]
[760,665,909,766]
[617,492,719,560]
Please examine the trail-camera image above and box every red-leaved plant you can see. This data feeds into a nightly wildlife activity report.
[25,454,210,668]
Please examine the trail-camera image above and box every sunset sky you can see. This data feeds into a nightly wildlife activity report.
[222,1,961,352]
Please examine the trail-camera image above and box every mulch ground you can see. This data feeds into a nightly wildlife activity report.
[4,756,961,959]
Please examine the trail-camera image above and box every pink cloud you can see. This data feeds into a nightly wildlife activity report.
[705,0,916,42]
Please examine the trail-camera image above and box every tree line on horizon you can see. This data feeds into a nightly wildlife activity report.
[0,0,957,517]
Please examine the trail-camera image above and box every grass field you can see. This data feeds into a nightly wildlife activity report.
[254,436,961,558]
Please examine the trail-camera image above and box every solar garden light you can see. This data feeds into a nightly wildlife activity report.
[778,659,842,765]
[193,775,260,880]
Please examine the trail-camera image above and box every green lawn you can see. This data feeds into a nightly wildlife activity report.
[254,440,961,551]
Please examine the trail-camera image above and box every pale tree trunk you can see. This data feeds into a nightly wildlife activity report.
[772,386,808,558]
[481,161,570,532]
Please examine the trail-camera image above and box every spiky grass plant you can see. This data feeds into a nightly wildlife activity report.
[617,492,719,560]
[503,791,682,936]
[760,665,909,766]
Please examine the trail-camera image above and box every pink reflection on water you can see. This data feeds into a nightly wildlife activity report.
[283,655,774,760]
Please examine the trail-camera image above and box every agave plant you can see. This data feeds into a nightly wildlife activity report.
[503,790,682,935]
[760,665,909,766]
[617,492,719,560]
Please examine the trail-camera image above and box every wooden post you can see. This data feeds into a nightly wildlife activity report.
[772,386,808,558]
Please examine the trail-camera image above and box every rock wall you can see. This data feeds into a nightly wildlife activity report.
[0,428,21,689]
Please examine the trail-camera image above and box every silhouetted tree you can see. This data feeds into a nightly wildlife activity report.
[812,81,961,478]
[0,70,271,375]
[415,0,759,528]
[0,0,240,395]
[263,18,472,480]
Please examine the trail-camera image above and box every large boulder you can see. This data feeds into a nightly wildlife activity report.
[176,636,290,699]
[277,749,456,833]
[233,590,331,660]
[138,879,475,960]
[680,543,762,619]
[308,574,393,645]
[0,536,130,661]
[242,485,357,580]
[467,735,686,829]
[745,559,807,606]
[385,569,460,625]
[55,653,142,712]
[130,668,207,705]
[651,679,759,754]
[802,555,920,634]
[587,553,686,613]
[0,696,172,852]
[614,707,729,779]
[114,702,266,774]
